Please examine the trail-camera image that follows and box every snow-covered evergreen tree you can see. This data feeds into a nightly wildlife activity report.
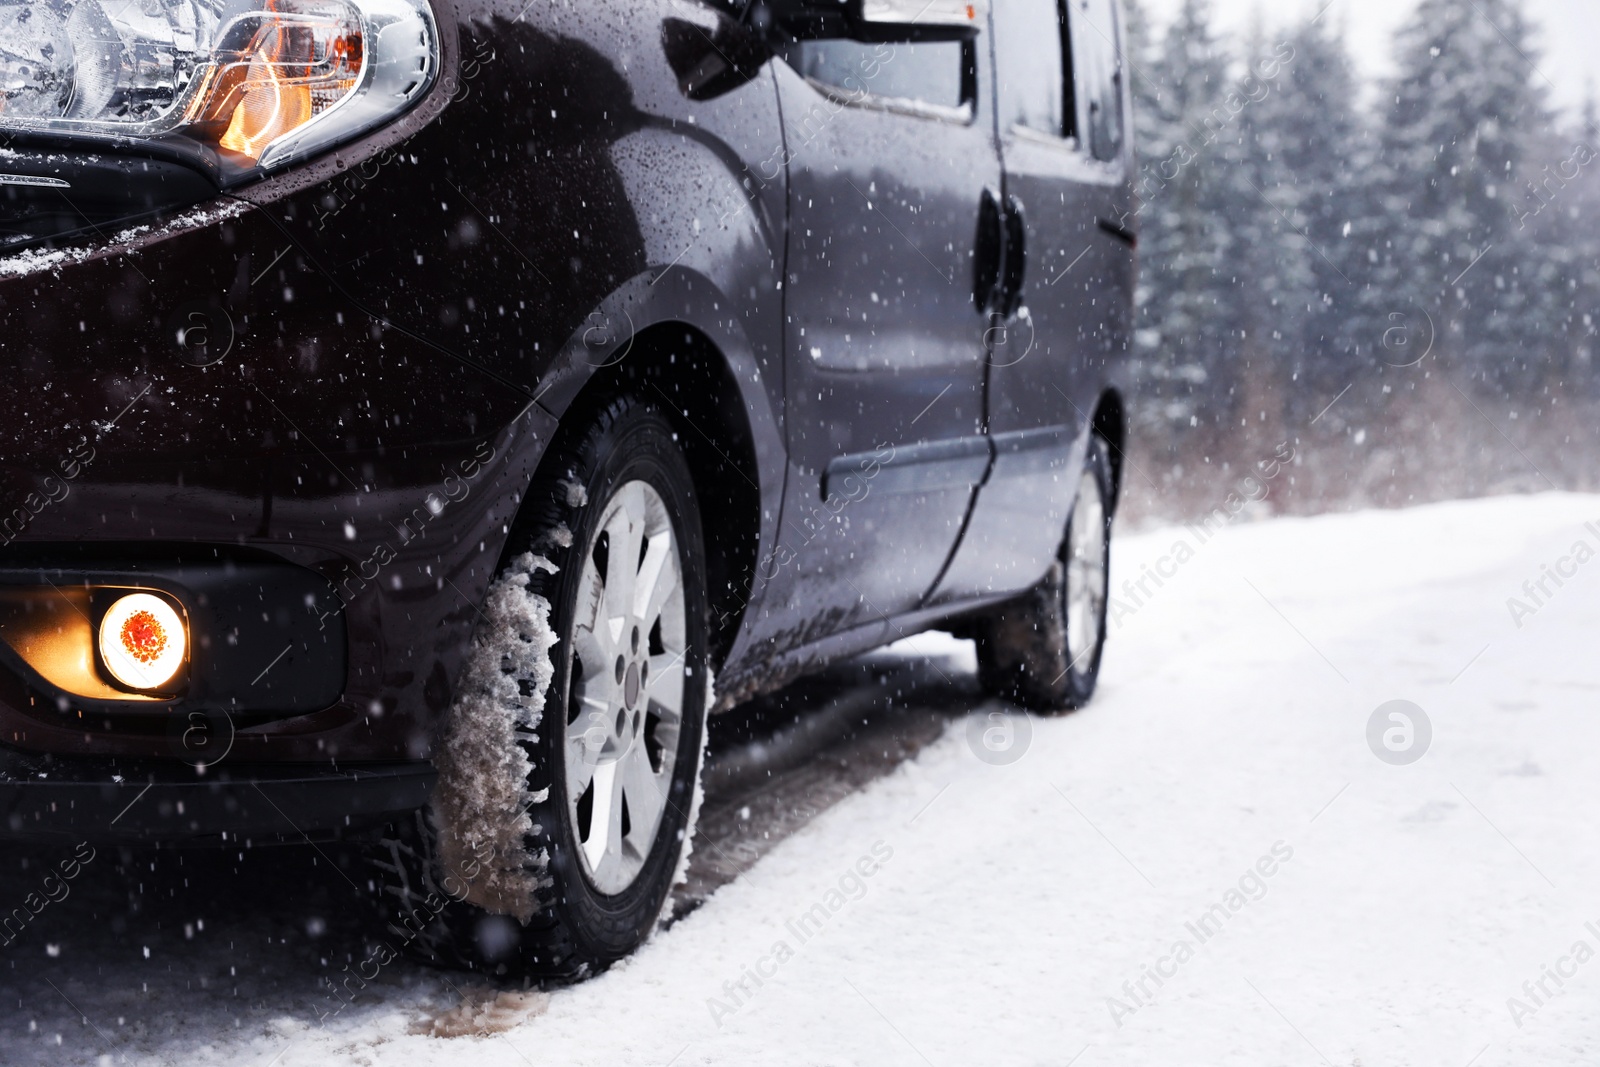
[1371,0,1552,392]
[1202,19,1308,441]
[1518,110,1599,388]
[1260,13,1373,416]
[1124,0,1238,445]
[1120,0,1600,516]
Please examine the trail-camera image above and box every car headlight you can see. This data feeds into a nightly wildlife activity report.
[0,0,436,182]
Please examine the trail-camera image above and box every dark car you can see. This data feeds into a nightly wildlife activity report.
[0,0,1132,974]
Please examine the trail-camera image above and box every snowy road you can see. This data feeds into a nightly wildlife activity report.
[2,493,1599,1066]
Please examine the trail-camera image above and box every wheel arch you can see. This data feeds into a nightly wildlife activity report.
[511,317,769,665]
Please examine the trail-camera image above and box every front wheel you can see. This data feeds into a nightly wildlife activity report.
[973,435,1113,711]
[375,398,710,977]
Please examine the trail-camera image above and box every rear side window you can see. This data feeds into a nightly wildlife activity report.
[993,0,1072,138]
[1071,0,1125,161]
[789,40,968,111]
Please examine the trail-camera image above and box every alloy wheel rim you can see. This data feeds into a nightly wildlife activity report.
[565,479,687,895]
[1063,468,1107,677]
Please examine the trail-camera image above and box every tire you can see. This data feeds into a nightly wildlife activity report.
[373,397,710,978]
[973,435,1113,711]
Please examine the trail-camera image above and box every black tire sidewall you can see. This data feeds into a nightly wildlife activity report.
[531,404,709,963]
[1061,437,1113,705]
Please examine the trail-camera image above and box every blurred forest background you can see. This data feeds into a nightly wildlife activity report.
[1117,0,1600,524]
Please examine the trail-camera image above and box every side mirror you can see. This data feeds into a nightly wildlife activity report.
[662,16,772,101]
[759,0,984,43]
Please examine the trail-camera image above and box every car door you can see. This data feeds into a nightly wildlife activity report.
[753,34,1003,650]
[930,0,1135,604]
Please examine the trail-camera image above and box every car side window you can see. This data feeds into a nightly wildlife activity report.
[787,40,970,112]
[993,0,1074,139]
[1070,0,1125,161]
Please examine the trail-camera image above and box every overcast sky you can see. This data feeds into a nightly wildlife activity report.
[1143,0,1596,122]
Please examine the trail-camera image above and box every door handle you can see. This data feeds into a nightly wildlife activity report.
[974,186,1006,315]
[999,193,1026,319]
[974,188,1027,318]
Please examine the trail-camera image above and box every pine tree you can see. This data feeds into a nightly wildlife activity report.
[1576,88,1600,393]
[1124,0,1238,446]
[1203,19,1313,445]
[1371,0,1553,393]
[1259,13,1373,418]
[1119,0,1186,447]
[1578,203,1600,400]
[1119,0,1600,515]
[1533,98,1600,397]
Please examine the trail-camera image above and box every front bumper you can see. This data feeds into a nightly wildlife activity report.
[0,188,556,768]
[0,749,433,844]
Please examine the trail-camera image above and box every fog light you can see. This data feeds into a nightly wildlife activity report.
[98,594,187,692]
